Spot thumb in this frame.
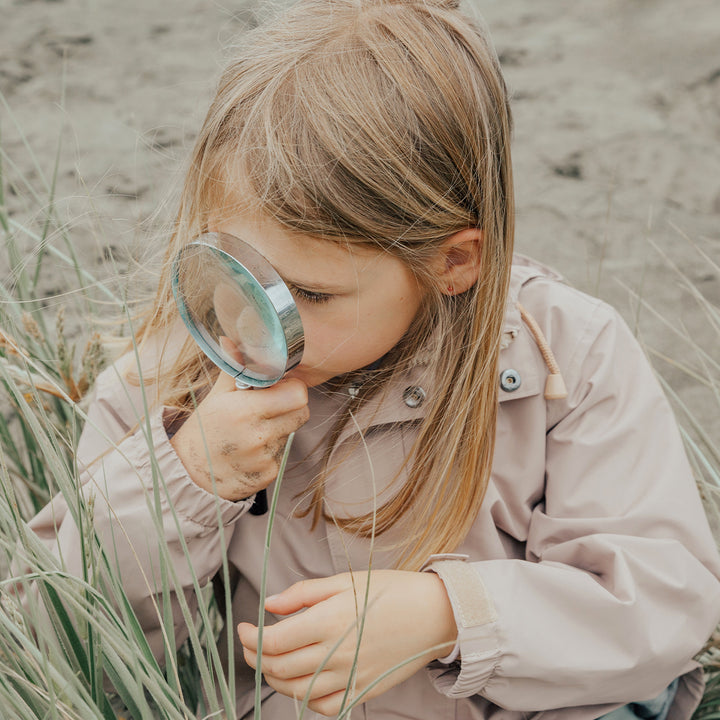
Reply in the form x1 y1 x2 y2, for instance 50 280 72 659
206 365 240 396
265 574 352 615
207 336 244 396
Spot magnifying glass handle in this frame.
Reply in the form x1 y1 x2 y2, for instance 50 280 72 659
249 489 268 516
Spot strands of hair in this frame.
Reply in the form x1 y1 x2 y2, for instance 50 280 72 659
133 0 514 570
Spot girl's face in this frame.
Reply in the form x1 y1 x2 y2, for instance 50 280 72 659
213 210 425 387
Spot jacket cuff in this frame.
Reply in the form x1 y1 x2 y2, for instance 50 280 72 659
422 555 502 697
124 407 253 528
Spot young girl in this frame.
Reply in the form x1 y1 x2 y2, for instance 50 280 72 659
29 0 720 717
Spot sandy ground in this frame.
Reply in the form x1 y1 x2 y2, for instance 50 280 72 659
2 0 719 439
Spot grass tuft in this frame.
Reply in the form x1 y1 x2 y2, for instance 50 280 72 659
1 117 719 718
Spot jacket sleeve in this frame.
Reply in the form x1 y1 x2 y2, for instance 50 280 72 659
28 357 252 658
426 292 720 711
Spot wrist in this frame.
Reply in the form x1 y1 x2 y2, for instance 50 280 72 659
168 422 228 498
424 572 458 660
169 427 205 486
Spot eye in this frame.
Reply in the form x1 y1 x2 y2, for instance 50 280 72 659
288 284 333 304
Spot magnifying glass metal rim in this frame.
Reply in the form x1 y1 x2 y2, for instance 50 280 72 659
171 231 304 388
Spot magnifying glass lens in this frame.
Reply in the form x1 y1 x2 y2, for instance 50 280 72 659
172 234 304 387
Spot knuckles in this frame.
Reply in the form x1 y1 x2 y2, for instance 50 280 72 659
261 654 290 680
297 405 311 426
258 632 282 656
308 696 341 717
281 378 309 408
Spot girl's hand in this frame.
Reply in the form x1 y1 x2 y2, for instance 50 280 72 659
237 570 457 716
169 369 309 501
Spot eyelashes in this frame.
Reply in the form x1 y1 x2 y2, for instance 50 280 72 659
288 284 333 304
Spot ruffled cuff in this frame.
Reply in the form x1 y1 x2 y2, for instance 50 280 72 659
422 554 503 698
123 407 253 528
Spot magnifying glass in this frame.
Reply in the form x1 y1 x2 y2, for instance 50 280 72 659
172 231 305 513
172 232 304 389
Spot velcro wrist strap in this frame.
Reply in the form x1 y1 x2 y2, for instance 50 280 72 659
422 555 498 664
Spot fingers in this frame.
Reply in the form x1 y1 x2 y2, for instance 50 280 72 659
236 571 443 713
263 672 346 708
240 639 350 712
262 405 310 443
171 348 309 499
210 374 308 424
306 690 347 717
206 363 239 396
238 609 326 656
264 575 350 616
252 378 308 419
207 360 307 417
242 641 326 682
205 371 309 449
244 640 355 717
236 406 308 472
212 337 308 415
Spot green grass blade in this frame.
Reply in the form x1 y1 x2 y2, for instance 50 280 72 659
254 432 295 720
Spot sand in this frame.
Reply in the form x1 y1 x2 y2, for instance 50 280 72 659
2 0 719 439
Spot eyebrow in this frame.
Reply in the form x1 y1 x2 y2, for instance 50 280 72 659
279 274 348 293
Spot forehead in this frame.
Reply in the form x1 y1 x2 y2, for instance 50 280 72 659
215 208 392 290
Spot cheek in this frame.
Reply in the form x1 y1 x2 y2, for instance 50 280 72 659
295 288 421 372
298 307 385 375
296 311 352 360
371 291 421 341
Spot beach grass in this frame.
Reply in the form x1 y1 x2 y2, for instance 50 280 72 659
1 132 720 718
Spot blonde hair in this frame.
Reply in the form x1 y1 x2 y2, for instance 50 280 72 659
137 0 514 570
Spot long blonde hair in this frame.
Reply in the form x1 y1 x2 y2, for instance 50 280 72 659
137 0 514 570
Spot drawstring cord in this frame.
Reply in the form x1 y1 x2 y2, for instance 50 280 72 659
516 302 568 400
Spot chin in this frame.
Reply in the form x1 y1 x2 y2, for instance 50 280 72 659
285 367 332 388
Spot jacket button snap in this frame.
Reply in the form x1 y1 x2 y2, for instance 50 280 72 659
403 386 426 408
500 369 521 392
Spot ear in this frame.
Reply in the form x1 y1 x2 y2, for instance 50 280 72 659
434 228 483 295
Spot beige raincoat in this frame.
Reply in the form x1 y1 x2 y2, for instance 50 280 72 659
30 256 720 719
